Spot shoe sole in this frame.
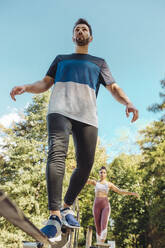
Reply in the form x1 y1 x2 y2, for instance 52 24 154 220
62 220 80 229
49 234 61 242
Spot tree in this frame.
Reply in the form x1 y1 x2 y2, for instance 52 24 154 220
0 92 110 247
140 77 165 247
137 122 165 248
107 154 144 248
0 92 50 247
148 79 165 121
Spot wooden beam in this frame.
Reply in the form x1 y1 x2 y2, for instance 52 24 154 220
85 226 93 248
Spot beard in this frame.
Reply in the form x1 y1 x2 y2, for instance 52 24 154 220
75 36 90 46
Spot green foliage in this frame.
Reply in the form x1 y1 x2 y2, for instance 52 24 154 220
0 87 165 248
107 118 165 248
0 93 50 247
108 154 143 248
0 93 110 247
137 121 165 248
148 79 165 121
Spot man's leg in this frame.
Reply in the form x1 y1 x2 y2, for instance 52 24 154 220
46 113 72 212
41 113 72 241
62 122 97 226
64 122 97 205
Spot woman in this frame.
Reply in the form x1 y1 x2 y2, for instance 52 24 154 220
87 166 139 244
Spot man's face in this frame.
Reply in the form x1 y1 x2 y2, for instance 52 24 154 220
73 24 93 46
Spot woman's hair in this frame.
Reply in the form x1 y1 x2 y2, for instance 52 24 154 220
99 166 107 172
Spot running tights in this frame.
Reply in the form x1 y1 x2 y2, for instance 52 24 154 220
93 197 110 241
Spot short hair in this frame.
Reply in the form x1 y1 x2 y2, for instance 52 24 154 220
73 18 92 36
99 166 107 172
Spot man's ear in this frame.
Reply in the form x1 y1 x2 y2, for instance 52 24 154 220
89 36 93 43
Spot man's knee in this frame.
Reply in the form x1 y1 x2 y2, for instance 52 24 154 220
77 155 94 171
48 134 69 154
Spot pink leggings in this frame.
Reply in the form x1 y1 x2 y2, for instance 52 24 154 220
93 197 110 240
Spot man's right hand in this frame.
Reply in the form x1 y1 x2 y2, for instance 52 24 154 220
10 85 27 101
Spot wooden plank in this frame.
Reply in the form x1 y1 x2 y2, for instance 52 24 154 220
94 241 115 248
0 190 50 247
85 226 93 248
0 190 71 248
95 243 111 248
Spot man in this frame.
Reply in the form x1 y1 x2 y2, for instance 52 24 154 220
10 18 139 241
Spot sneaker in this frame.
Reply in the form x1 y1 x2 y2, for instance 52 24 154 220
96 233 101 243
40 215 62 242
60 208 80 228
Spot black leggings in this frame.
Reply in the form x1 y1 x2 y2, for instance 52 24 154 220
46 113 98 210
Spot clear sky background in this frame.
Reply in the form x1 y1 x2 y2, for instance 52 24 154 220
0 0 164 159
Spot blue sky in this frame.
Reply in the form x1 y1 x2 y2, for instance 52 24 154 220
0 0 164 159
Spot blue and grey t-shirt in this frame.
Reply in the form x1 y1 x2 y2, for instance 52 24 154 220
46 53 115 127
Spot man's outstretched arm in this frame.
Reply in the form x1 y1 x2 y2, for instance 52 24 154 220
106 83 139 122
10 76 54 101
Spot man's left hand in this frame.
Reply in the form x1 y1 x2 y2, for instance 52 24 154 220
126 103 139 122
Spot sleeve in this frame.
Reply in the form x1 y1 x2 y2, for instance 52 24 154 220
99 59 116 86
45 55 60 78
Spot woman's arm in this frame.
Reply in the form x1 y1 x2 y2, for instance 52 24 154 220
87 179 97 186
109 182 139 198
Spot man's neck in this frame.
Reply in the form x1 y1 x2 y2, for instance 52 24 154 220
75 45 88 54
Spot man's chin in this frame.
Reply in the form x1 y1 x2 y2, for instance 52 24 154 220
76 38 90 46
76 42 87 46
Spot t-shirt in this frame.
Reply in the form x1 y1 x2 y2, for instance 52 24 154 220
46 53 115 127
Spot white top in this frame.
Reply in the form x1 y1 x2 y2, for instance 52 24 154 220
95 181 109 194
